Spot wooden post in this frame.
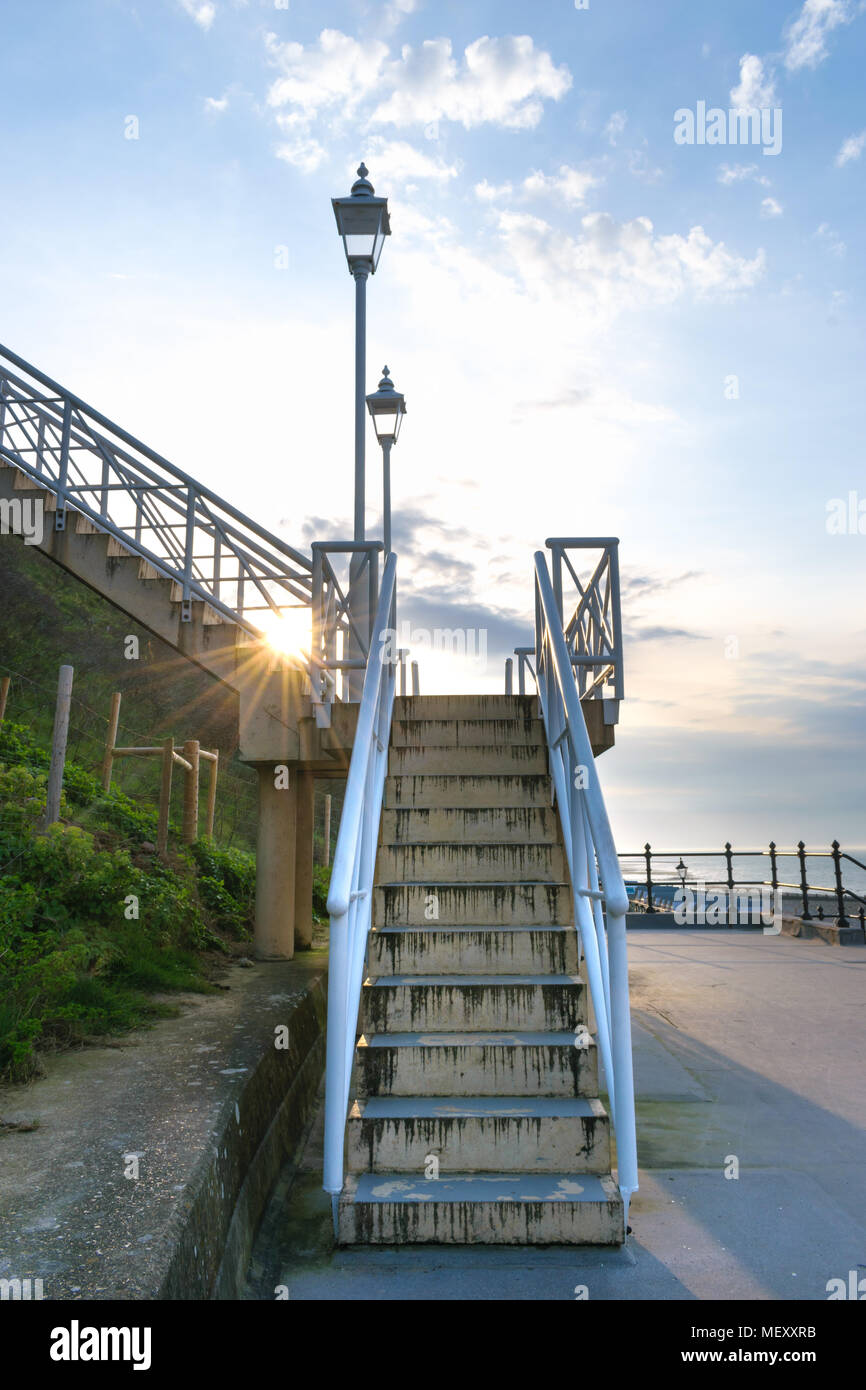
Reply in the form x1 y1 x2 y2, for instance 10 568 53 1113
0 674 10 724
182 739 200 843
294 770 314 950
101 692 122 791
323 793 331 868
157 737 174 858
45 665 73 826
205 749 219 839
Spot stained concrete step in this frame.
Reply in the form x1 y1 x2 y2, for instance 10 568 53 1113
345 1096 611 1174
361 974 585 1032
380 806 559 845
393 695 538 722
374 883 573 927
376 842 565 885
389 744 548 776
368 926 579 976
355 1031 597 1097
391 718 544 748
337 1171 623 1245
385 774 552 809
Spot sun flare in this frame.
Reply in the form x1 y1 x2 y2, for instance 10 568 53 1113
258 606 312 659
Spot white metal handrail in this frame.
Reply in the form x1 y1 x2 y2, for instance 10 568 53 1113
322 551 399 1225
532 549 638 1222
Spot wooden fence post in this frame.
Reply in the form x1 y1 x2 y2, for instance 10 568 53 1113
182 739 200 843
158 737 174 858
323 792 332 867
204 749 219 838
45 665 74 826
0 674 10 724
102 692 122 791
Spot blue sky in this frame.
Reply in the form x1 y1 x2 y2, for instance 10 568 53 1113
1 0 864 848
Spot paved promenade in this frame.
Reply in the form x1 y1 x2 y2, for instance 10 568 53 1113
246 930 865 1301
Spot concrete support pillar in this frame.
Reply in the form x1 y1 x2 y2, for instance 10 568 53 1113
254 763 297 961
294 771 315 950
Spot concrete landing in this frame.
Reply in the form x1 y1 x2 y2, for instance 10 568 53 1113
245 930 866 1299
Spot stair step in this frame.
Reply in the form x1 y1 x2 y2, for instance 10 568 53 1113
368 926 578 976
346 1095 610 1174
337 1172 623 1245
361 974 585 1032
380 806 559 845
376 842 565 885
355 1031 597 1097
385 775 552 809
390 745 548 775
394 695 538 722
391 718 545 748
374 883 573 926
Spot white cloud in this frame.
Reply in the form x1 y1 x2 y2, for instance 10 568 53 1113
265 30 389 120
783 0 854 72
496 211 766 311
370 34 572 130
523 164 601 207
835 130 866 166
717 163 771 187
730 54 777 108
275 135 327 173
180 0 215 29
384 0 419 27
204 94 229 114
474 179 514 202
815 222 846 256
604 110 627 145
760 197 784 218
367 137 459 182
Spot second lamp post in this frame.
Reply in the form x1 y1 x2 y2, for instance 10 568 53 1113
366 366 406 557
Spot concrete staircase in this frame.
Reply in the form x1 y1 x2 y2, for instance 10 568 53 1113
338 694 624 1245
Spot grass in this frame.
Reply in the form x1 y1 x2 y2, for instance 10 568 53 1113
0 719 257 1083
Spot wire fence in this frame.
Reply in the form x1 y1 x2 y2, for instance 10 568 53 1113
0 661 259 850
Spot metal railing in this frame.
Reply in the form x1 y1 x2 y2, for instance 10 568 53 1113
322 552 399 1224
532 549 638 1222
0 344 316 632
623 841 866 930
506 538 622 727
0 344 401 717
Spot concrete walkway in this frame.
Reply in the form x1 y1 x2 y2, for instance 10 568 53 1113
245 930 866 1300
0 957 326 1299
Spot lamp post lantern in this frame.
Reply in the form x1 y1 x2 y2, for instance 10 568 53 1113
366 366 406 558
332 164 391 697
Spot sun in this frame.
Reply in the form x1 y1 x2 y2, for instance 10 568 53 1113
258 606 312 659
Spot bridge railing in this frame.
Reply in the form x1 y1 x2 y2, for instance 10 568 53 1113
506 539 622 726
322 552 399 1223
532 548 638 1222
0 343 314 633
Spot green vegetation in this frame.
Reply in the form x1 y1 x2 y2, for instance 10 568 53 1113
0 720 256 1083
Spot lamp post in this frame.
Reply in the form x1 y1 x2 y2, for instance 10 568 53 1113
332 164 391 696
366 366 406 558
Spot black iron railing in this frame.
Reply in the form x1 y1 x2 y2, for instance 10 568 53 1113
621 841 866 936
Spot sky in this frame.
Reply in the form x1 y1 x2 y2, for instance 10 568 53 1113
0 0 864 849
